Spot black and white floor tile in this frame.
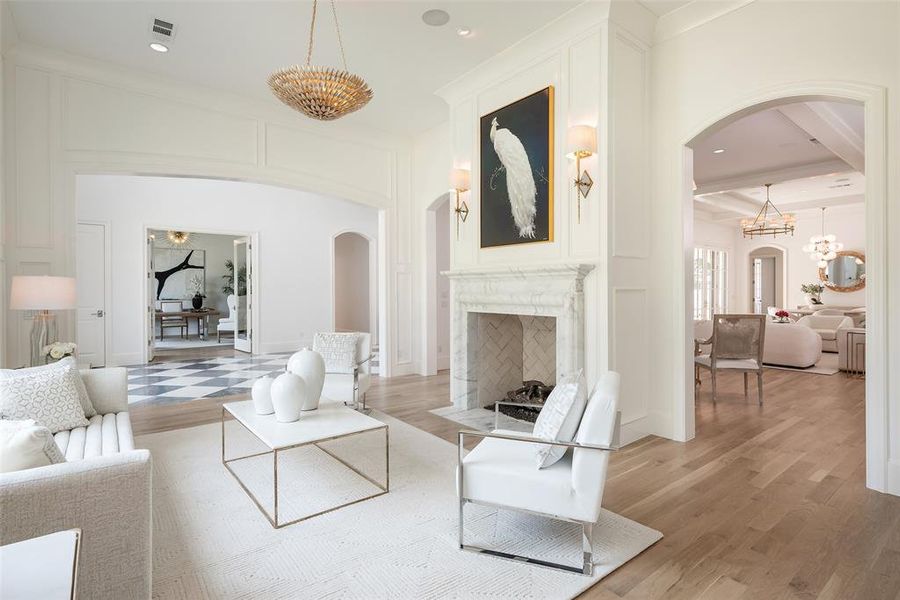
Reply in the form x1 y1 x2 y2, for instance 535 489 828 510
126 353 291 407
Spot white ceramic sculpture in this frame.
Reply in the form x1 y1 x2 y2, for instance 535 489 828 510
251 376 275 415
270 372 307 423
287 347 326 410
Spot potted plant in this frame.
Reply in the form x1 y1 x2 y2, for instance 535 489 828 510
189 274 206 310
801 282 825 305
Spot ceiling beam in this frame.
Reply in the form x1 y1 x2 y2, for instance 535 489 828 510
776 103 865 174
692 158 849 196
694 192 761 218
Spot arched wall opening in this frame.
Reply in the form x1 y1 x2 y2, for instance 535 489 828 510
747 245 787 314
332 231 378 347
423 193 453 376
677 84 887 492
74 173 386 368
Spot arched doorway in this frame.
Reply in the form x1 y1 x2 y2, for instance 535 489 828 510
333 232 377 344
679 85 887 492
748 245 786 314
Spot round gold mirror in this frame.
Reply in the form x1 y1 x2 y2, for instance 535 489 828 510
819 250 865 292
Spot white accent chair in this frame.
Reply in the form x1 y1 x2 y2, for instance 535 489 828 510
457 372 621 576
0 368 151 599
316 332 374 412
694 314 766 405
796 314 854 352
217 294 237 342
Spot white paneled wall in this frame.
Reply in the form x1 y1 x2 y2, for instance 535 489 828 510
2 46 415 374
432 2 656 444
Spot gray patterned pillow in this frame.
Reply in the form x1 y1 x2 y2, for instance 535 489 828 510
0 357 96 418
0 366 89 433
0 419 66 473
532 370 588 469
313 333 359 374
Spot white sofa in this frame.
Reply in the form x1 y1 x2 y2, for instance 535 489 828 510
695 320 822 368
796 315 854 352
0 368 151 599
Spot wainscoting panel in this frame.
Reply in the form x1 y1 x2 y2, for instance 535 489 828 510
15 67 53 250
62 78 258 165
612 287 649 426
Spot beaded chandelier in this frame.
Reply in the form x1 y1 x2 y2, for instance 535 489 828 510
268 0 373 121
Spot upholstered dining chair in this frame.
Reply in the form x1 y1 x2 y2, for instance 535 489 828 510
314 332 374 413
694 314 766 405
457 372 621 576
217 294 237 342
159 300 187 340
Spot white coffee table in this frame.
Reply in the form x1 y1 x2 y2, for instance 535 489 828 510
222 400 389 528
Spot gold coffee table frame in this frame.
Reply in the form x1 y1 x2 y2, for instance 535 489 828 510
221 406 389 529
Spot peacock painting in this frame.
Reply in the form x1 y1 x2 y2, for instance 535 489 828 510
480 87 553 248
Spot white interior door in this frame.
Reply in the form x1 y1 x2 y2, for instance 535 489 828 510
76 223 107 367
234 238 252 353
752 257 776 314
147 234 155 362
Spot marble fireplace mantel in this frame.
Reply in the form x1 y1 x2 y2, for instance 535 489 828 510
448 263 595 409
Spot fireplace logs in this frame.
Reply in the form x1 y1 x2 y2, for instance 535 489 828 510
492 380 554 423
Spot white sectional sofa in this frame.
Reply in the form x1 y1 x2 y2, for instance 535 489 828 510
0 367 151 599
796 314 854 352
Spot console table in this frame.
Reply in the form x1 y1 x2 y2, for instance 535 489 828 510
155 308 220 340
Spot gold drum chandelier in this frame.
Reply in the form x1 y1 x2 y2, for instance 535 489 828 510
740 183 796 238
268 0 373 121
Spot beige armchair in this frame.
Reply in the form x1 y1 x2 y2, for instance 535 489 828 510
694 314 766 405
796 314 854 352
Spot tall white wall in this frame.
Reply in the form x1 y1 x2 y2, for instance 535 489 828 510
433 1 658 444
650 0 900 494
78 175 378 365
2 44 415 375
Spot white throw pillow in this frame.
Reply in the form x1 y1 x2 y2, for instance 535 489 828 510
0 366 89 433
0 419 66 473
532 371 588 469
313 333 359 374
0 357 96 418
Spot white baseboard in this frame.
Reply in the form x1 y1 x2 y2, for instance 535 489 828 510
111 353 143 367
259 341 304 355
885 459 900 497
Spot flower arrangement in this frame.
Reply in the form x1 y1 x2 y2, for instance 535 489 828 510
774 310 791 323
43 342 76 363
800 282 825 304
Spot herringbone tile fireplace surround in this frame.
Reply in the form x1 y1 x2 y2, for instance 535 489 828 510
447 264 594 409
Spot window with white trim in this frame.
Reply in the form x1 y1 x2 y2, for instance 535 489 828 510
693 247 727 321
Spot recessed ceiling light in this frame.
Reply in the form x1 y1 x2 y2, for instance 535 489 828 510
149 42 169 53
457 27 472 37
422 9 450 26
712 148 726 154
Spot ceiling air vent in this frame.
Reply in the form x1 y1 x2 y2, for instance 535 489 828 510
150 18 176 40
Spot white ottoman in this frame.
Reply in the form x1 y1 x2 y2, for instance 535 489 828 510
764 321 822 368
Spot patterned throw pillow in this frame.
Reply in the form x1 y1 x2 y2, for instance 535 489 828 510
0 419 66 473
0 366 89 433
313 333 359 374
532 370 588 469
0 357 96 418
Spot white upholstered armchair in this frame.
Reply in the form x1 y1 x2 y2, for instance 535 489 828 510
314 332 374 412
797 314 853 352
217 294 237 342
457 372 621 576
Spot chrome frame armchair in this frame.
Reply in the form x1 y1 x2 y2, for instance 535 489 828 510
457 411 621 576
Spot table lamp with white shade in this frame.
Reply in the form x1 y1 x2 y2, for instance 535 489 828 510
9 276 77 366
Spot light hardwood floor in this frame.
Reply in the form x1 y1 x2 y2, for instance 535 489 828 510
130 352 899 599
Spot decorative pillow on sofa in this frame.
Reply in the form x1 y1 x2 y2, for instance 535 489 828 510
0 366 89 433
532 370 588 469
0 357 96 418
313 333 359 374
0 419 66 473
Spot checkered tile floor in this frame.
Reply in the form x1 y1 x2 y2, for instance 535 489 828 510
126 353 291 407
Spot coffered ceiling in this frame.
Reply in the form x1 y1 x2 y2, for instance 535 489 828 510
7 0 580 135
691 100 865 222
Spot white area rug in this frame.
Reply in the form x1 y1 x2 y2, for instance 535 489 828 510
765 352 840 375
139 412 661 599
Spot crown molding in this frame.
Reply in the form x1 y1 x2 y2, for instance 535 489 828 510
654 0 756 44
